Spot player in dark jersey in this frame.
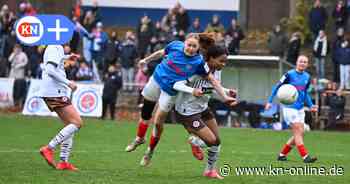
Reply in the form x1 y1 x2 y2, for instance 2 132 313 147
174 45 236 179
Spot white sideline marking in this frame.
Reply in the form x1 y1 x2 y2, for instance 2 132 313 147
0 149 345 157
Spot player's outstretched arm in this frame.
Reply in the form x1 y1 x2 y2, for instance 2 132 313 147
207 73 235 104
173 80 203 97
139 49 165 64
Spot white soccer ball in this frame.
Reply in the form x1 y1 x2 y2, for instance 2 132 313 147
277 84 298 105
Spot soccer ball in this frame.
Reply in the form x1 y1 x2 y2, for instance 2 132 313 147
277 84 298 105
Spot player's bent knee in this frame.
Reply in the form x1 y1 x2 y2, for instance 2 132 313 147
214 138 221 146
141 99 156 120
205 137 220 147
72 120 83 128
72 116 83 128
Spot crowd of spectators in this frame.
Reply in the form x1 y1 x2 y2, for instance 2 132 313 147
2 0 350 127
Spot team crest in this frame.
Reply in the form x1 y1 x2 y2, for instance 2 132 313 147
192 120 201 128
62 96 68 102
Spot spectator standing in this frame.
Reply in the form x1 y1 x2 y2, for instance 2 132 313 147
175 6 190 33
286 32 301 65
8 44 28 107
267 25 288 57
225 18 245 55
332 0 348 31
153 21 162 38
137 15 154 59
104 31 120 72
90 22 109 73
188 17 203 33
337 39 350 90
8 44 28 79
70 16 81 53
205 14 225 34
313 30 329 79
332 28 345 82
102 65 122 120
309 0 328 39
120 31 138 91
82 10 98 63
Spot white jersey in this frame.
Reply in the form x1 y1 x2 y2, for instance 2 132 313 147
175 71 221 116
38 45 70 97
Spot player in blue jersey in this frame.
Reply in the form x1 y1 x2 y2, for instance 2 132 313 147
124 33 235 166
265 55 318 163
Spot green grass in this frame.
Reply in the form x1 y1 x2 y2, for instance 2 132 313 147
0 114 349 184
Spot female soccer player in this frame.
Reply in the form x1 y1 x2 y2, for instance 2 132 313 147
265 55 318 163
173 45 235 179
125 34 234 166
38 45 82 171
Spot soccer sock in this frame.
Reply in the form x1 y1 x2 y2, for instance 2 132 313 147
190 136 207 149
279 144 293 156
60 134 74 162
206 145 220 171
148 124 162 151
297 144 309 159
48 124 79 150
136 120 149 140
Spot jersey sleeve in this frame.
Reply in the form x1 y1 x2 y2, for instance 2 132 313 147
173 80 194 94
304 78 314 107
164 41 183 55
195 59 210 76
268 73 289 103
44 46 61 65
46 63 70 86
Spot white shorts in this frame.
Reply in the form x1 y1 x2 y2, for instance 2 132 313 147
282 107 305 125
142 76 175 112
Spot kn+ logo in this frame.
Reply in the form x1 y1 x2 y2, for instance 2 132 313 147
15 15 74 46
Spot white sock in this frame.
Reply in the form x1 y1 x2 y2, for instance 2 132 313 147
48 124 79 149
190 136 207 148
60 134 74 162
206 145 220 171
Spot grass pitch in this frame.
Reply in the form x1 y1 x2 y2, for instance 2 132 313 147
0 114 349 184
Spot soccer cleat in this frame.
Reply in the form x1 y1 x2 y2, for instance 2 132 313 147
188 140 204 160
203 169 224 179
56 162 78 171
140 149 153 167
303 155 317 163
39 145 56 168
125 138 145 152
277 155 287 161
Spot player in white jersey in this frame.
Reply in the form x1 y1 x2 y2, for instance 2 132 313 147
174 45 236 179
38 45 82 171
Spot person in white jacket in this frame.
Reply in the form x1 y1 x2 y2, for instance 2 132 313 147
8 44 28 79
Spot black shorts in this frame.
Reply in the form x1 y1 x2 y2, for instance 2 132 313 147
42 96 72 112
175 108 215 131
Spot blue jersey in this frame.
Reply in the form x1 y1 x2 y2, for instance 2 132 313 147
153 41 209 96
268 69 313 110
